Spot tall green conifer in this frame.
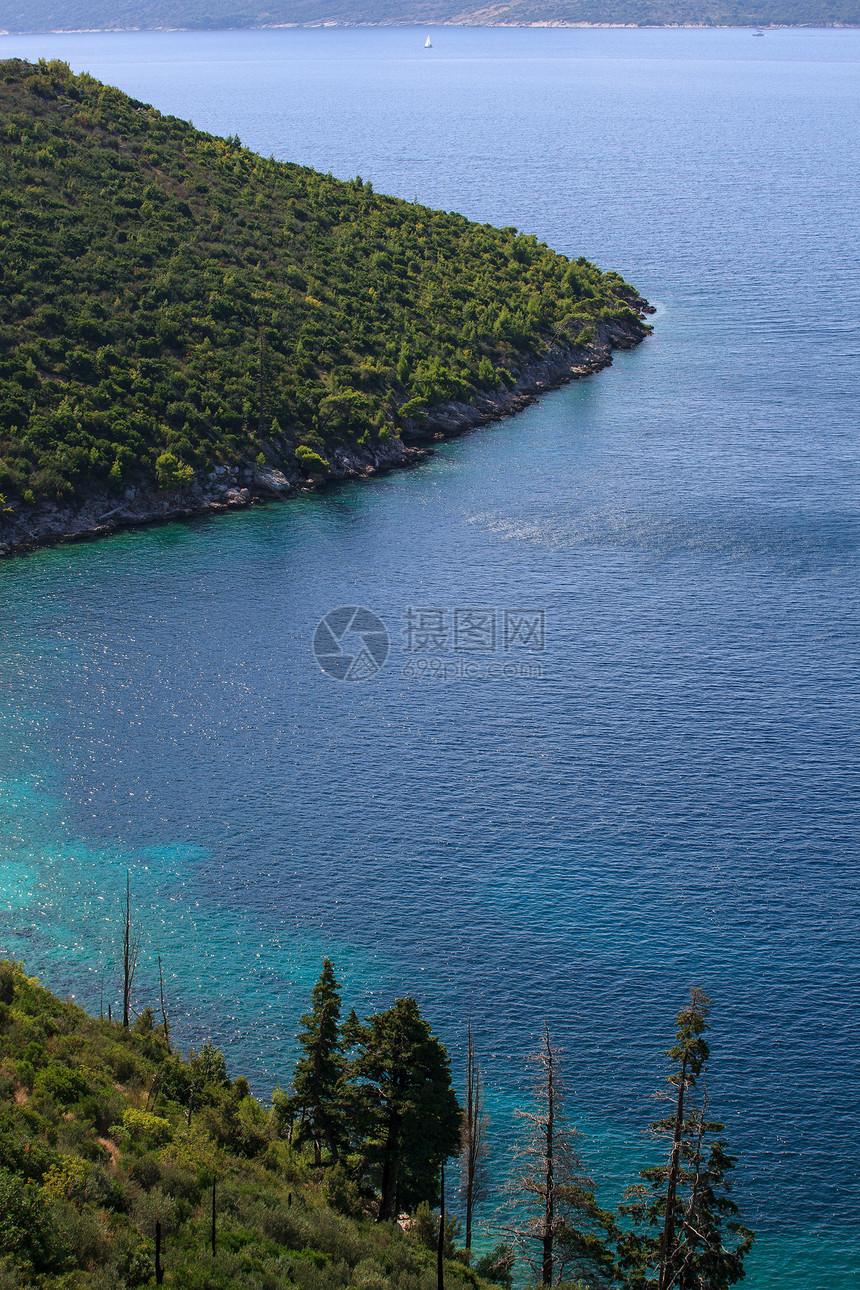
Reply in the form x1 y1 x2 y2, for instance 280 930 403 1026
289 958 345 1165
347 997 461 1220
618 989 753 1289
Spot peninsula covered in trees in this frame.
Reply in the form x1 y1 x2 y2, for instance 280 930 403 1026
0 57 651 554
0 954 753 1288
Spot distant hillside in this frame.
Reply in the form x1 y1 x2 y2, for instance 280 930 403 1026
0 0 856 31
0 57 648 540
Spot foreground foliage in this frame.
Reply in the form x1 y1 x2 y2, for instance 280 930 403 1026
0 959 478 1289
0 57 647 508
0 952 753 1290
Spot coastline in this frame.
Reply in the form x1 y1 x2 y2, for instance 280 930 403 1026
2 19 855 29
0 312 650 559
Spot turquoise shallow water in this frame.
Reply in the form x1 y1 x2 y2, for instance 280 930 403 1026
1 25 859 1287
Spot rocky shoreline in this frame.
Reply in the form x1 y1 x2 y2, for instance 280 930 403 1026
0 313 650 558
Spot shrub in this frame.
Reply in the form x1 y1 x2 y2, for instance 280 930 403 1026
119 1108 173 1149
102 1042 145 1084
128 1151 162 1191
323 1162 364 1219
295 445 330 475
473 1243 514 1288
0 1167 58 1272
42 1154 90 1204
409 1202 461 1258
16 1060 35 1091
33 1065 90 1106
155 451 194 490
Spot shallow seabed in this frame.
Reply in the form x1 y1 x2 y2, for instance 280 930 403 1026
1 24 859 1289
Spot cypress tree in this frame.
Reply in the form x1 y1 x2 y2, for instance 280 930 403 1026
288 958 346 1166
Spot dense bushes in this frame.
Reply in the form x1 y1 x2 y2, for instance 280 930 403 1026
0 57 648 506
0 961 491 1290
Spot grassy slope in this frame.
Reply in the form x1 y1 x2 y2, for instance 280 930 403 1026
0 58 648 509
0 959 493 1290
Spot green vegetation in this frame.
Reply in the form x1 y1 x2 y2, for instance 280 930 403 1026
0 958 473 1289
0 953 752 1289
0 0 856 33
0 58 648 510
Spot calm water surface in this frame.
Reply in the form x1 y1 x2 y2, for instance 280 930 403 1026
1 26 858 1288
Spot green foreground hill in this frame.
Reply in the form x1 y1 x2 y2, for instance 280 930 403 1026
0 959 491 1290
0 58 649 516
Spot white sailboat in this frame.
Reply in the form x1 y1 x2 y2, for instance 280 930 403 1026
424 34 432 48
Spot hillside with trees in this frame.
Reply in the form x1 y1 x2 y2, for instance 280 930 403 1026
0 953 752 1288
0 0 856 33
0 56 650 542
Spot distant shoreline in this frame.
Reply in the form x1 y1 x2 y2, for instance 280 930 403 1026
2 19 857 32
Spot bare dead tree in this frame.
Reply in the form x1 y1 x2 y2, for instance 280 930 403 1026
459 1017 490 1258
145 1069 163 1112
155 1220 164 1285
158 955 171 1053
500 1025 616 1287
437 1161 445 1290
121 872 143 1030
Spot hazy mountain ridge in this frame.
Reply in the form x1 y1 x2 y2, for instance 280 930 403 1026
1 0 856 32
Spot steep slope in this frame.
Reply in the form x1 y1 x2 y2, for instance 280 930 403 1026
0 958 499 1289
0 57 650 551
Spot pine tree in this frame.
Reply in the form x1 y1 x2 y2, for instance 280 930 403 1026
346 997 461 1220
618 989 753 1289
288 958 346 1166
502 1025 617 1287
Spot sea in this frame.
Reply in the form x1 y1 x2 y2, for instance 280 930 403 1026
0 23 858 1288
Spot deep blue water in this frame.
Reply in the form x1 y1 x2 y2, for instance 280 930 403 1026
1 25 859 1288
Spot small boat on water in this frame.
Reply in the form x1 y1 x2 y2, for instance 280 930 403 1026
752 29 765 35
425 35 432 47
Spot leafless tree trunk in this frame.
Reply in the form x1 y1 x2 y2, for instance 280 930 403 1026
541 1025 555 1287
378 1109 401 1221
158 955 171 1053
501 1024 581 1286
155 1220 164 1285
121 872 142 1029
460 1018 490 1257
658 1049 688 1290
674 1093 709 1289
437 1161 445 1290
